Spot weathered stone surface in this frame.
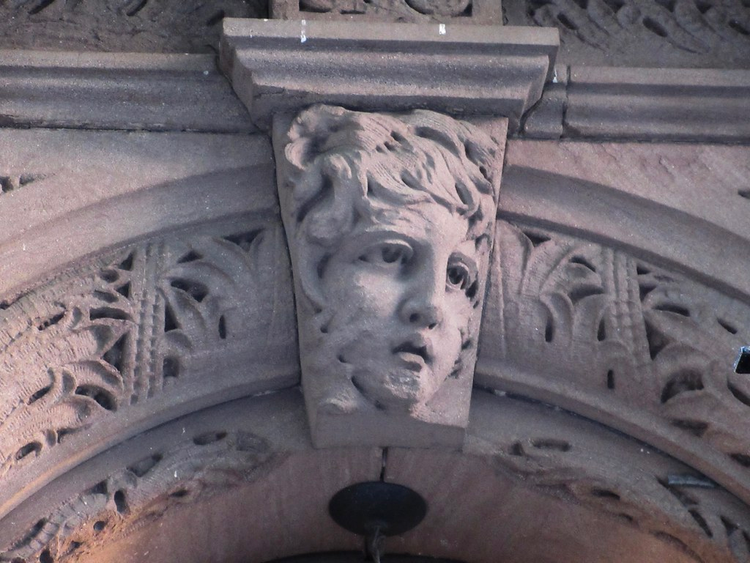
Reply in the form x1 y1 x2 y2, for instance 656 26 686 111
270 0 502 25
0 0 266 53
4 390 747 562
0 391 382 562
520 64 568 139
519 66 750 141
0 51 254 133
1 12 749 562
220 18 558 131
274 105 506 448
478 140 750 505
501 140 750 300
386 391 750 562
504 0 750 69
0 128 272 300
565 67 750 142
0 128 298 520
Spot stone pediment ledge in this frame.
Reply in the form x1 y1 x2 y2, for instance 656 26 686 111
220 18 559 132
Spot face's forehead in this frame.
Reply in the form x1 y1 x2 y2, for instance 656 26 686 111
354 201 477 254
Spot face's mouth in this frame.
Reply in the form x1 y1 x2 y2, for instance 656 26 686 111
392 338 433 370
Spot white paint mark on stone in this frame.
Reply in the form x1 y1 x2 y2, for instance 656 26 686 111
552 68 558 84
301 19 307 43
438 23 446 35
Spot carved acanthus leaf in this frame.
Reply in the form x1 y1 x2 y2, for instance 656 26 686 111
480 220 750 485
0 222 295 491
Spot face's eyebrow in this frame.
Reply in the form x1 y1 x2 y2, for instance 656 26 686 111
473 233 491 252
449 247 480 271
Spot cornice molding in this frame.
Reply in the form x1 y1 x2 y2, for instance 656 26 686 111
220 18 559 132
523 65 750 143
0 51 255 133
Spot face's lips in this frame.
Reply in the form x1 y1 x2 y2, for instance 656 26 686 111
392 337 433 368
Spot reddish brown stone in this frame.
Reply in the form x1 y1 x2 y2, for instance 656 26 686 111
220 18 558 131
0 51 255 133
273 105 506 448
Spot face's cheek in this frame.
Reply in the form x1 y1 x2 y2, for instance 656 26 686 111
434 292 474 373
322 261 402 360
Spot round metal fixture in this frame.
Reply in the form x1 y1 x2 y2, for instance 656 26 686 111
329 481 427 537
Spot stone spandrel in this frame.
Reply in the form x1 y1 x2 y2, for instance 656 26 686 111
273 104 507 448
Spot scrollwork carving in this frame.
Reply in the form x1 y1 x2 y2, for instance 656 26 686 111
0 222 296 499
478 220 750 493
517 0 750 66
0 426 279 563
0 249 137 478
298 0 473 18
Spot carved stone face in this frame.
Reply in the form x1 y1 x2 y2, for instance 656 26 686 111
320 202 477 412
273 104 504 446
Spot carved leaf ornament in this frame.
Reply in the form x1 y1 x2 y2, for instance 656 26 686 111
484 220 750 480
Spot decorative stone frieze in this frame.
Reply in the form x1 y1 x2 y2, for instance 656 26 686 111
504 0 750 69
269 0 503 25
478 218 750 507
1 6 749 561
273 104 506 447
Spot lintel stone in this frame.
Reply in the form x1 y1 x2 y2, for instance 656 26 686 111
220 18 559 132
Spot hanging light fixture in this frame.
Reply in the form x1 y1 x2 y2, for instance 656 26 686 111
328 482 428 562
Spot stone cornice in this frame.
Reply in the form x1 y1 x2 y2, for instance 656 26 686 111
523 65 750 143
220 18 559 132
0 51 255 133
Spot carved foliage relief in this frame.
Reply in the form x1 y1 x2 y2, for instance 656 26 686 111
474 392 750 563
512 0 750 67
0 222 295 491
274 105 503 446
1 425 278 563
479 220 750 480
298 0 473 19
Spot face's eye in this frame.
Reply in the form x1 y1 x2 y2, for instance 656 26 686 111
447 265 469 290
446 261 476 294
358 241 413 267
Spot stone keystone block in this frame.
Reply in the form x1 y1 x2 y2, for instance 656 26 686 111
273 104 507 448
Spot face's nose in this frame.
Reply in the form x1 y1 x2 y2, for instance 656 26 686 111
399 272 445 330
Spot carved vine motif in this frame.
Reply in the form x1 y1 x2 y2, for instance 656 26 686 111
0 427 280 563
481 392 750 563
0 223 293 485
525 0 750 55
483 221 750 484
299 0 473 19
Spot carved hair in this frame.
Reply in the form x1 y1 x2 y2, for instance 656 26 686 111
279 104 499 309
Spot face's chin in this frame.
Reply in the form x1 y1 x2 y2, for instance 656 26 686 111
346 352 446 413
